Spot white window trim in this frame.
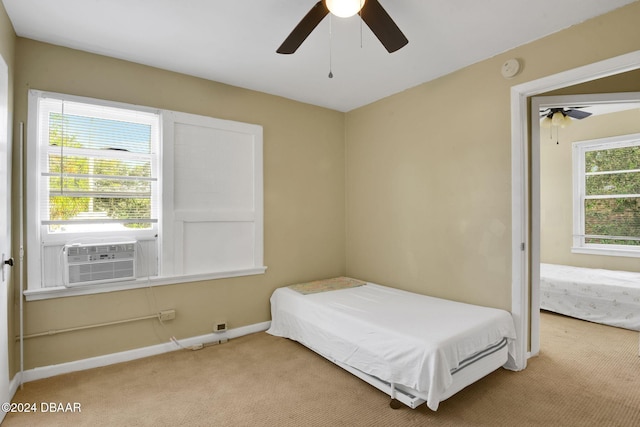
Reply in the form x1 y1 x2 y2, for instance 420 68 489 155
571 133 640 258
32 91 160 246
25 91 266 300
23 267 268 301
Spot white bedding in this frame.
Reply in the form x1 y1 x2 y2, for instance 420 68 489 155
540 263 640 331
267 282 517 411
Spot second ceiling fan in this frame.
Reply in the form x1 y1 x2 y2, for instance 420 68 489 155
277 0 408 55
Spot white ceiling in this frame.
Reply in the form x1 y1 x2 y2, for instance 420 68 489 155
2 0 637 112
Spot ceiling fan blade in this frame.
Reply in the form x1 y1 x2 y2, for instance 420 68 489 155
360 0 408 53
277 1 329 54
564 108 592 119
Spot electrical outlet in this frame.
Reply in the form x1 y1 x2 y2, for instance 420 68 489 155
214 321 227 333
159 309 176 321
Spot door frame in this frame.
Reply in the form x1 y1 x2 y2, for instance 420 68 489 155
510 49 640 369
0 54 11 424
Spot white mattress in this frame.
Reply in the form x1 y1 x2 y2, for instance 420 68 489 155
267 282 517 411
540 263 640 331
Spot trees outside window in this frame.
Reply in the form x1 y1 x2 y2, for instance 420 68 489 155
45 110 157 233
573 134 640 256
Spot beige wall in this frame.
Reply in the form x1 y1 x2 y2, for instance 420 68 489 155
0 2 13 64
345 2 640 310
13 39 346 370
540 108 640 272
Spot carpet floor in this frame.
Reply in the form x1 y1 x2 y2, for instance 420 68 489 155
3 311 640 426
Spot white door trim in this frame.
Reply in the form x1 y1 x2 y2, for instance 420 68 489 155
0 54 11 424
510 50 640 370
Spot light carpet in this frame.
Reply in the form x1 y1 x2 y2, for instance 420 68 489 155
3 311 639 426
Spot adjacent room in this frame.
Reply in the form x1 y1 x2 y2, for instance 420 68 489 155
537 92 640 332
0 1 639 425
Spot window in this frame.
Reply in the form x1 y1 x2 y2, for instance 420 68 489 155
35 94 160 239
26 91 265 299
572 133 640 257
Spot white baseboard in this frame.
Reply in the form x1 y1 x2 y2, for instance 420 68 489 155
20 320 271 384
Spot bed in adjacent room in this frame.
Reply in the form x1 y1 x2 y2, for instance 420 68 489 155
266 277 517 411
539 263 640 331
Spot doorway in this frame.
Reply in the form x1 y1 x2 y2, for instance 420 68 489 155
531 92 640 354
510 50 640 369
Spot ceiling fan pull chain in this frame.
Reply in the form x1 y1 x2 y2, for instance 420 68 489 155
359 2 363 48
328 14 334 78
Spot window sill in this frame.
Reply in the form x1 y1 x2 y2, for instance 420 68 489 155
571 246 640 258
23 266 268 301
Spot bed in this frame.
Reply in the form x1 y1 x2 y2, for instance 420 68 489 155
266 277 517 411
540 263 640 331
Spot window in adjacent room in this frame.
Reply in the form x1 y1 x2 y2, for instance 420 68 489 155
572 133 640 257
26 90 265 300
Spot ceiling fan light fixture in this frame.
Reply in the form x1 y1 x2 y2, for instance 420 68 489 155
551 111 565 127
540 116 552 129
326 0 366 18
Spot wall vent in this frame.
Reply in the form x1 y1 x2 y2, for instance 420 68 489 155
64 242 136 287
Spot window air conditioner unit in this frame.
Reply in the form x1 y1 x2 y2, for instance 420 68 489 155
64 241 136 287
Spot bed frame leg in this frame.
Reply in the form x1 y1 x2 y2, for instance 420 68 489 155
389 383 402 409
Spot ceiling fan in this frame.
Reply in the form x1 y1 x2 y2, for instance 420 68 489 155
540 107 592 136
277 0 408 55
540 107 592 120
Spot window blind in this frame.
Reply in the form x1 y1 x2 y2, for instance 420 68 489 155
38 97 159 233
